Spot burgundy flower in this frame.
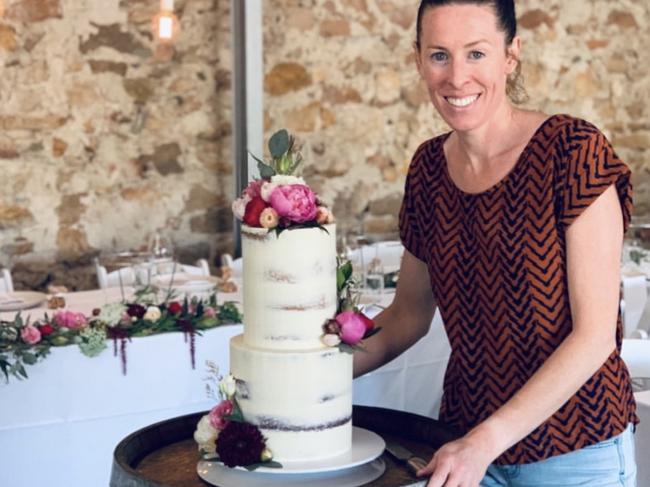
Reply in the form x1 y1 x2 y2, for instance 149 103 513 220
243 197 267 227
38 324 55 336
216 422 266 468
126 304 146 319
167 301 182 315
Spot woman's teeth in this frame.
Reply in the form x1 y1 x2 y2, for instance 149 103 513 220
446 95 479 107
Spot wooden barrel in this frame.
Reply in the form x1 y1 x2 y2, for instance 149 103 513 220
110 405 460 487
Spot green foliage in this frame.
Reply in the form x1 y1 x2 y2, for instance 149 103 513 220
250 128 304 177
0 293 243 383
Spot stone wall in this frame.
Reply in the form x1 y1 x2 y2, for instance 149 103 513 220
2 0 649 290
0 0 233 290
263 0 650 240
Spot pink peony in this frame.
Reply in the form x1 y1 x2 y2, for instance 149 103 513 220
335 311 367 345
269 184 318 223
53 310 88 330
21 325 41 345
209 399 233 430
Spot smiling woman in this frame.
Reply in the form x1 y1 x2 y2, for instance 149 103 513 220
352 1 639 487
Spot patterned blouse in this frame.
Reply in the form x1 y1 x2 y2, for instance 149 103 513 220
399 114 638 465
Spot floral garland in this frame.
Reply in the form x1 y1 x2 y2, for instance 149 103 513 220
0 288 242 383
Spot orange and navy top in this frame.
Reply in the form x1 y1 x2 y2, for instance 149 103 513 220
399 114 638 465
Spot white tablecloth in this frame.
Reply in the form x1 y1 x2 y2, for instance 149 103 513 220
0 284 449 487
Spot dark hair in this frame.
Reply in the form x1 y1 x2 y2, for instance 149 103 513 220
415 0 528 104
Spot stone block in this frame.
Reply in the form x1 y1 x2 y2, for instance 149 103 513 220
0 24 18 51
79 23 150 57
0 203 33 229
56 194 87 226
6 0 62 23
265 62 312 96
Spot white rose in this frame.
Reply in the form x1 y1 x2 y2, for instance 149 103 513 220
260 181 278 202
143 306 162 322
322 333 341 347
270 174 305 186
231 194 251 220
98 302 127 327
219 374 237 398
193 415 218 454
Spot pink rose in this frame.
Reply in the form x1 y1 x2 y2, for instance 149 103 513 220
335 311 367 345
203 306 216 318
269 184 318 223
53 310 88 330
242 179 264 199
231 195 251 220
21 325 41 345
209 399 233 430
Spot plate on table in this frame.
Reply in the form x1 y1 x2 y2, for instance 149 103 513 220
197 427 386 486
0 291 47 312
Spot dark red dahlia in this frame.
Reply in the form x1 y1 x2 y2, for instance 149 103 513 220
216 422 266 468
38 324 55 336
126 304 146 319
167 301 182 315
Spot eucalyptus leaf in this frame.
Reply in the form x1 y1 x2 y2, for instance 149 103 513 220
22 352 37 365
268 129 290 159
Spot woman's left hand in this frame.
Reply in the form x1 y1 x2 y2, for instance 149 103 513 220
417 435 494 487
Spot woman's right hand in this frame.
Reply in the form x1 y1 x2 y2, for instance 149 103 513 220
353 249 437 378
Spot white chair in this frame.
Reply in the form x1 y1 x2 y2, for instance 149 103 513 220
621 275 648 338
95 259 210 289
0 268 14 293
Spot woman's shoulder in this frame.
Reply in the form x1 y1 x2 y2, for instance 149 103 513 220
411 132 450 167
536 113 607 143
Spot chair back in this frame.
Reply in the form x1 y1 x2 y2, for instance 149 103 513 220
0 268 14 293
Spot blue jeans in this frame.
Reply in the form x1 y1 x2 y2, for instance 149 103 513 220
481 424 637 486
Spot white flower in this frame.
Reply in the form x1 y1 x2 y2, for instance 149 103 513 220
194 415 218 454
322 333 341 347
97 302 127 327
231 194 251 220
270 174 305 186
260 181 278 202
143 306 162 322
219 374 237 399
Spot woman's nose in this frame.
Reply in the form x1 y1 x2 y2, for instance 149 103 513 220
447 60 469 89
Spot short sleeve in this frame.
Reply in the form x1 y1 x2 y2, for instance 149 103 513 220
555 120 633 232
399 149 428 262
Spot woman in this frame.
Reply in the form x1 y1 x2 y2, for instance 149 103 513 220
354 1 638 485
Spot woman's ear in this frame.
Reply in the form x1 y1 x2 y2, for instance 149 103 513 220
505 36 521 74
413 41 424 77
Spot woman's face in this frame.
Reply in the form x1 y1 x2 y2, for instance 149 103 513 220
415 4 519 132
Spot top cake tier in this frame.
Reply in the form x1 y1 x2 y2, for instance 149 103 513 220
241 224 337 351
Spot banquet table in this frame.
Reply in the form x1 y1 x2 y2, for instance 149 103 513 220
0 283 450 487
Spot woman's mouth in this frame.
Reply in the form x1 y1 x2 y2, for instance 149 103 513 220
444 94 480 108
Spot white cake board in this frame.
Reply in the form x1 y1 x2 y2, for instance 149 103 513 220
197 427 386 487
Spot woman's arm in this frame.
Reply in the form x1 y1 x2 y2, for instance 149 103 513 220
421 184 624 487
354 249 437 378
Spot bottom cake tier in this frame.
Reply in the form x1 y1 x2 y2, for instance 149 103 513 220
229 334 353 462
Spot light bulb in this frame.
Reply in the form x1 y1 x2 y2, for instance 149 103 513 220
152 0 180 45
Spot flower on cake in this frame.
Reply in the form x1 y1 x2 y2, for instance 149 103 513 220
231 129 334 231
194 363 281 470
321 259 381 353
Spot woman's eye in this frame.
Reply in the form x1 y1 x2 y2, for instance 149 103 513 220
469 51 485 60
430 52 447 62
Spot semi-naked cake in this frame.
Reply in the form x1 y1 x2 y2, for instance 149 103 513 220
229 223 353 462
